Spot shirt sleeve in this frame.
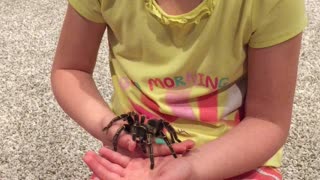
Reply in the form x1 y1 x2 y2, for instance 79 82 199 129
68 0 105 23
249 0 308 48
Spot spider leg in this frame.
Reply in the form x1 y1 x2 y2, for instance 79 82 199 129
139 139 147 154
163 121 181 143
112 124 129 151
140 115 145 124
132 112 144 141
169 133 175 144
160 131 177 158
147 133 154 169
102 113 131 133
132 121 138 141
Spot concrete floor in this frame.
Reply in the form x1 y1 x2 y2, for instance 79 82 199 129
0 0 319 179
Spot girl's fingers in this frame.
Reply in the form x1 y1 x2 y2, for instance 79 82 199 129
95 155 125 177
83 151 122 180
107 125 137 152
99 147 131 168
119 134 137 152
105 124 194 156
153 140 195 156
89 173 98 180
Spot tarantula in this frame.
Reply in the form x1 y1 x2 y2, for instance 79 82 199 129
102 111 181 169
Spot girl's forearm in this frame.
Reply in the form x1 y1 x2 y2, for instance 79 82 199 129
51 69 115 144
186 117 289 180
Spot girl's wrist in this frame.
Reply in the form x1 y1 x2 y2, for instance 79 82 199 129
184 148 221 180
184 149 204 180
100 113 116 129
99 113 117 144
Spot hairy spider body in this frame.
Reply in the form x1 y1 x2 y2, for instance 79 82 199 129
102 111 181 169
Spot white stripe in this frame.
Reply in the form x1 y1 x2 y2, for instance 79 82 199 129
222 84 243 118
256 168 280 180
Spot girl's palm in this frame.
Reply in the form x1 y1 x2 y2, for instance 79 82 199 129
84 147 194 180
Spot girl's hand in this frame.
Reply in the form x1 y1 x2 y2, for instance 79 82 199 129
101 116 195 158
104 124 194 158
83 147 194 180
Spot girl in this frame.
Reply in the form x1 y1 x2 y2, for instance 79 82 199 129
51 0 307 179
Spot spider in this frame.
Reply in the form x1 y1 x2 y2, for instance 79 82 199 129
102 111 181 169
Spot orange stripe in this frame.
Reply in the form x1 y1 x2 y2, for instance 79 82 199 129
197 92 218 123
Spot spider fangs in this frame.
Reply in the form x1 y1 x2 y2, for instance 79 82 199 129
102 111 181 169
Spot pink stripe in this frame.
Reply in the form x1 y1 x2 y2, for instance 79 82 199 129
165 91 196 120
130 94 178 122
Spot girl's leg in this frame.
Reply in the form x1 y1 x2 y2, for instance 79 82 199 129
89 173 99 180
227 167 282 180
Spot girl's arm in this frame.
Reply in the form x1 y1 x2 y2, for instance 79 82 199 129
186 34 302 179
51 4 114 144
51 5 195 154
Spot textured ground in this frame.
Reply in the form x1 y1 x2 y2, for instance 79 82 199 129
0 0 319 179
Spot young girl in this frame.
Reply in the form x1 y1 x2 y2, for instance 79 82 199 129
51 0 307 179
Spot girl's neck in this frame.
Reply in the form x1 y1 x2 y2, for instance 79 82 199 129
156 0 203 15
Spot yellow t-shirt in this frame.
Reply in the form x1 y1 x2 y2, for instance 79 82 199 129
69 0 307 167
